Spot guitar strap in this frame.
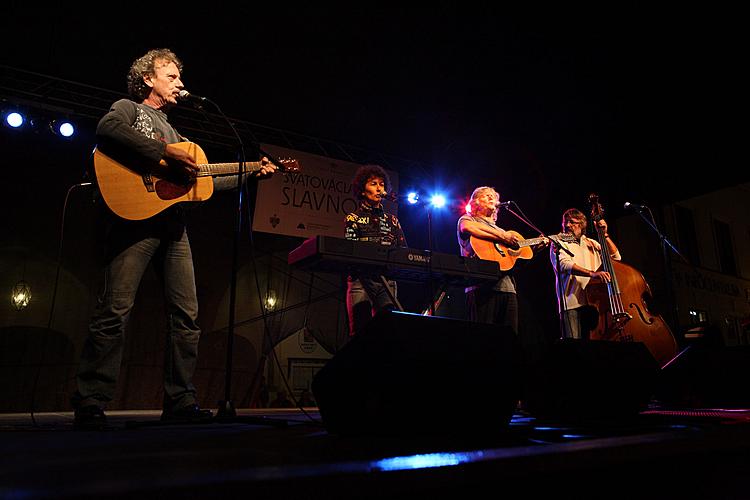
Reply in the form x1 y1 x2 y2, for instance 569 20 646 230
472 214 501 231
465 215 516 286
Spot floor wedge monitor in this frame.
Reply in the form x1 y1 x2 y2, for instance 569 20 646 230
312 310 518 436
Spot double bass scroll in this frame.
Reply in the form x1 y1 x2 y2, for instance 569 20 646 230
585 193 678 368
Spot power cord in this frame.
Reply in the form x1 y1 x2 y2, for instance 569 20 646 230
28 181 92 427
243 182 322 425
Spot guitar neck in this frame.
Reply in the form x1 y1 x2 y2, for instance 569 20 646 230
519 233 574 248
196 161 263 177
519 236 545 248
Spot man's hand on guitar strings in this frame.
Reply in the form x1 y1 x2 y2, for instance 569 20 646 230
163 143 199 182
533 236 550 250
505 233 521 250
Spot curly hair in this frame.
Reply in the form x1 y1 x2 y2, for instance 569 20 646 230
352 164 391 200
126 48 183 101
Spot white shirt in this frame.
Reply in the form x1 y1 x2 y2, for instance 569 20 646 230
550 235 621 312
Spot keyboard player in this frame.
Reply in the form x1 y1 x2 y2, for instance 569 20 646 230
344 165 408 336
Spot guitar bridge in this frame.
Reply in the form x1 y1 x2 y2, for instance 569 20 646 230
142 174 155 193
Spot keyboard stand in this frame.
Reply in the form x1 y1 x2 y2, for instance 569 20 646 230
379 275 405 312
421 287 447 316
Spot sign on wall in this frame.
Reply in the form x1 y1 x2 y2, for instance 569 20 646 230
253 144 398 238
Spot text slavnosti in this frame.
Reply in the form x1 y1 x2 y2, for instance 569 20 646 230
282 172 357 214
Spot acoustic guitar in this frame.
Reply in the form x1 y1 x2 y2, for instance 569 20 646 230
93 141 299 220
470 231 575 271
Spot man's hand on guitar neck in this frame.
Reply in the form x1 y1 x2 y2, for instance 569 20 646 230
163 143 200 182
255 157 277 179
531 236 550 252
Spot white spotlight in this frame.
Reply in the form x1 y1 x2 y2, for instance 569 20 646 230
430 194 446 209
51 120 75 138
4 111 25 128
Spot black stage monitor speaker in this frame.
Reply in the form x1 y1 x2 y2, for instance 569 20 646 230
311 310 518 436
525 339 660 420
656 345 750 408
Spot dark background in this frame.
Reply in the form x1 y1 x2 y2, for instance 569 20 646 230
3 4 743 203
1 5 745 409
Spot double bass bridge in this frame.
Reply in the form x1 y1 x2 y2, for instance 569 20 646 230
613 312 632 326
603 312 633 341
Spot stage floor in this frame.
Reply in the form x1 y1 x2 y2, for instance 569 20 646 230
2 406 750 499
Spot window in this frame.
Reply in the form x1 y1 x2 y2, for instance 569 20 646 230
688 309 708 324
675 205 700 266
713 219 737 275
287 358 327 392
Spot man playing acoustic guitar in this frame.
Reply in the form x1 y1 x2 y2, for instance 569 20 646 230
72 48 277 429
457 186 548 335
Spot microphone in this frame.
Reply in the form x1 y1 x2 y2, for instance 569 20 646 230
380 192 399 203
177 89 207 103
623 201 646 210
497 201 513 208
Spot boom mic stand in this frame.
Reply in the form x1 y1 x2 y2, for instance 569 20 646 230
194 99 289 427
500 202 573 338
629 204 688 335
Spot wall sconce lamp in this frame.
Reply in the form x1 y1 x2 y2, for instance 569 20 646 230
264 290 278 312
12 281 31 310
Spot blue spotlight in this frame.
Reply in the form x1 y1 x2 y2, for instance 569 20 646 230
4 111 25 128
430 194 447 209
51 120 75 138
407 192 420 205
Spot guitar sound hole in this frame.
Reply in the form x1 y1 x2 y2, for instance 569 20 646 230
155 180 191 200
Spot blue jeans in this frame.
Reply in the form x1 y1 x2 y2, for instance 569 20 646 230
561 306 598 340
74 229 201 411
346 276 397 336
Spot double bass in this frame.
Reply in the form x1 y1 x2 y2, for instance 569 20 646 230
585 193 678 368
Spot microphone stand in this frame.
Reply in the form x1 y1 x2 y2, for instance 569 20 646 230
426 207 440 317
198 100 288 427
551 242 575 340
631 205 688 335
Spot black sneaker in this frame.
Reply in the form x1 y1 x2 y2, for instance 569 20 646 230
74 405 107 430
160 403 213 423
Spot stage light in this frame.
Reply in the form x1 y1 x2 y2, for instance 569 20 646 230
407 192 420 205
429 194 446 209
11 281 31 310
4 111 25 128
50 119 75 138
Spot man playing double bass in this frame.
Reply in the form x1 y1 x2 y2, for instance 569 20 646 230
550 208 621 339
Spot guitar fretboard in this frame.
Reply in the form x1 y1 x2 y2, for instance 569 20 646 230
519 237 546 248
520 233 574 247
197 162 261 177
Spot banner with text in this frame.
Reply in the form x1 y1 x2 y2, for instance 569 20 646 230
252 144 399 238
